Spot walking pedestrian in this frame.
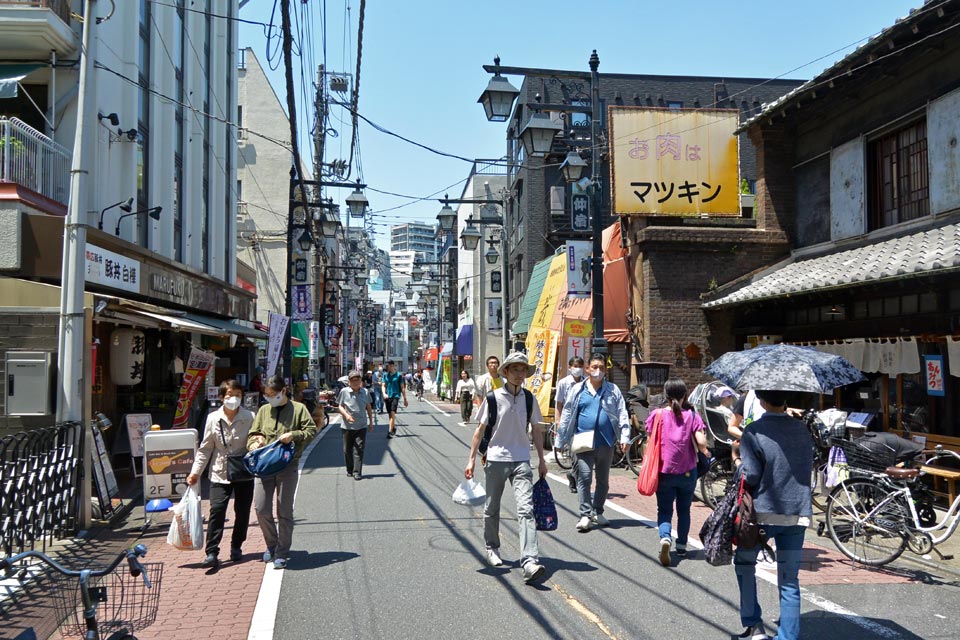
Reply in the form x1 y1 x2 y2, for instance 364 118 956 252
555 356 585 493
337 370 375 480
380 360 407 438
475 355 504 398
464 352 548 584
556 355 630 532
187 379 255 569
246 375 317 569
734 389 813 640
455 369 478 425
372 365 385 414
647 378 710 565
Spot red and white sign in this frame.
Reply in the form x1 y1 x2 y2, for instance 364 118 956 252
173 347 216 428
567 337 588 361
409 316 419 327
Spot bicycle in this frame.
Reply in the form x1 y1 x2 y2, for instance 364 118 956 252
546 423 574 470
1 544 162 640
824 442 957 567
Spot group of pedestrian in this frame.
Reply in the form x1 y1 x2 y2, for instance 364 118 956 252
188 375 318 571
462 349 810 640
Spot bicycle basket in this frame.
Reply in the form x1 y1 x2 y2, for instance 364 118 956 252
53 562 163 638
829 437 897 473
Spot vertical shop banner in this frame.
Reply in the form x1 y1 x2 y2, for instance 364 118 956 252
266 312 290 376
308 321 320 366
487 299 503 332
442 358 452 394
172 347 216 428
525 328 559 417
609 107 740 216
532 254 568 330
925 355 945 396
292 285 312 321
565 241 593 298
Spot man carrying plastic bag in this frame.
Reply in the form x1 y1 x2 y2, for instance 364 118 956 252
167 485 204 551
452 479 487 506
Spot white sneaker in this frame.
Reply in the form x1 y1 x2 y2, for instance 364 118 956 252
522 561 545 583
486 548 504 567
737 622 770 640
659 538 671 566
591 513 610 527
576 516 593 532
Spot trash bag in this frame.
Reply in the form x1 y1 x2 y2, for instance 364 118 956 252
452 479 487 506
167 485 204 551
532 478 558 531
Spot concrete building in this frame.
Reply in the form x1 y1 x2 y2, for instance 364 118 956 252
391 221 437 259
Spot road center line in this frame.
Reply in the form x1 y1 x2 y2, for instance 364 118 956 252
545 472 904 640
551 581 621 640
425 399 452 416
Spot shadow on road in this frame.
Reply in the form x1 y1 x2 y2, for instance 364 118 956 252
284 550 359 571
797 611 927 640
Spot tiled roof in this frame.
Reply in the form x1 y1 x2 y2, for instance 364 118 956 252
703 221 960 308
737 1 952 133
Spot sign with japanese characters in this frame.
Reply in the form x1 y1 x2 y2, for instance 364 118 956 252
609 107 740 216
525 328 559 417
86 244 140 293
571 193 590 232
292 285 312 321
567 336 588 362
565 241 592 298
532 255 568 330
925 355 945 396
172 347 216 428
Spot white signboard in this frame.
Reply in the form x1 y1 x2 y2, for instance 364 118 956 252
567 336 588 362
566 241 592 298
86 244 141 293
125 413 153 459
143 428 197 500
267 312 290 376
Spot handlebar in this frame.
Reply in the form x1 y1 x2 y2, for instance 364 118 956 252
1 544 150 585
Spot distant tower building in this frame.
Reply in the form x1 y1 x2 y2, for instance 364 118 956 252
390 222 437 264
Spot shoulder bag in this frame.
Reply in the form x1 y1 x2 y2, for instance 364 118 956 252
220 421 254 483
690 418 711 477
637 409 663 496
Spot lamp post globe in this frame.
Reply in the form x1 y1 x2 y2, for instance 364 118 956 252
518 111 562 157
437 202 456 231
477 62 520 122
484 245 500 265
560 150 588 183
297 228 314 251
345 186 369 218
460 223 482 251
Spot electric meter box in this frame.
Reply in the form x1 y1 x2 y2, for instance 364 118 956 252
5 351 55 415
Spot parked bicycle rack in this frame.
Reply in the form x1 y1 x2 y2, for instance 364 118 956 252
0 422 82 556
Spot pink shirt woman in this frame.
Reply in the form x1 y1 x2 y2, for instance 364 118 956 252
647 406 706 475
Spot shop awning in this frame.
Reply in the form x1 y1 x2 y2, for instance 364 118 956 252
441 341 453 356
512 256 554 335
290 322 309 358
183 312 267 339
456 324 473 355
0 63 42 98
703 220 960 309
132 309 225 336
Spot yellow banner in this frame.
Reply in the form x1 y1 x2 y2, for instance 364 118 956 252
563 319 593 338
531 254 567 330
525 328 559 418
609 107 740 216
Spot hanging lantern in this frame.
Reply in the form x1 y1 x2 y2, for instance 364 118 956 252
110 328 146 386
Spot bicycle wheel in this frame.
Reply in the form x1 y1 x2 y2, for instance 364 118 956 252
825 479 909 566
553 443 573 470
611 445 626 468
625 433 647 476
699 457 734 509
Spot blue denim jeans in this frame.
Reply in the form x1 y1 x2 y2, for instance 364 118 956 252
574 445 614 517
734 524 805 640
655 471 697 544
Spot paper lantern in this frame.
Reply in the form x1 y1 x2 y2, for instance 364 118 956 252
110 328 146 386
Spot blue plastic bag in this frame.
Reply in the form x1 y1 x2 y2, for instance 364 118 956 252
532 478 558 531
244 440 295 478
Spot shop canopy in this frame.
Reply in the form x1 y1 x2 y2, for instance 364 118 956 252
0 63 42 98
441 341 454 357
512 256 553 336
290 322 309 358
456 324 473 355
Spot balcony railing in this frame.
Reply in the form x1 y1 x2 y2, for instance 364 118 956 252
1 0 71 25
0 116 72 206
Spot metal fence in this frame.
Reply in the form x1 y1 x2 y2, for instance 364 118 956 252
0 422 82 557
0 117 72 206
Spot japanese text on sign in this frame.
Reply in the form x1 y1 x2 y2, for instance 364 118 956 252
925 355 945 396
609 108 740 216
86 244 141 293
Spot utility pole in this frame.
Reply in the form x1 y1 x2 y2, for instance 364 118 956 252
588 50 606 358
56 0 97 529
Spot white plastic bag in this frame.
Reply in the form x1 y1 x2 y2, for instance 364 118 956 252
452 479 487 506
825 446 849 489
166 485 204 550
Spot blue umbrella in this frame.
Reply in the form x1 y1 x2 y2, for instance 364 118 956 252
704 344 865 393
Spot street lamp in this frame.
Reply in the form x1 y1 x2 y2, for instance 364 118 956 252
427 282 439 295
459 223 482 251
297 228 314 251
404 285 414 300
115 205 162 236
345 185 369 218
411 261 424 282
560 150 588 183
98 197 133 231
477 57 521 122
484 241 500 265
518 109 563 157
437 201 457 232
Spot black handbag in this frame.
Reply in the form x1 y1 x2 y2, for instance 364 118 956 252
220 423 254 482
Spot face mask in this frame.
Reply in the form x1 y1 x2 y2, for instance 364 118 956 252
266 392 285 408
589 369 605 380
223 396 241 411
569 367 583 378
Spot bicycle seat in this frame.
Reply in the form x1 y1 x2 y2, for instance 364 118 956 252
884 466 919 480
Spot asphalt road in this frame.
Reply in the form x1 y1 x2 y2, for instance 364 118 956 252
272 400 960 640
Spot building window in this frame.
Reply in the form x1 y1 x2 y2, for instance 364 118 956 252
868 118 929 230
667 100 683 110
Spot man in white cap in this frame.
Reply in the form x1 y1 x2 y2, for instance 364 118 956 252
464 352 547 584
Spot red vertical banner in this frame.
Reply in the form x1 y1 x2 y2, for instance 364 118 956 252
172 347 216 428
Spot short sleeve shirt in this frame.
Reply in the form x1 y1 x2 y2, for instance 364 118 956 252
475 388 544 463
337 387 372 430
733 390 766 426
383 372 403 398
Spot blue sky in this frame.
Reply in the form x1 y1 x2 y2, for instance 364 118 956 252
238 0 921 251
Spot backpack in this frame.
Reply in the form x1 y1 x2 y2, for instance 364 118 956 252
478 389 535 459
699 484 739 566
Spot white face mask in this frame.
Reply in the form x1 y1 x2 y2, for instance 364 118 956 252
266 392 285 408
223 396 242 411
589 369 605 380
569 367 583 378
